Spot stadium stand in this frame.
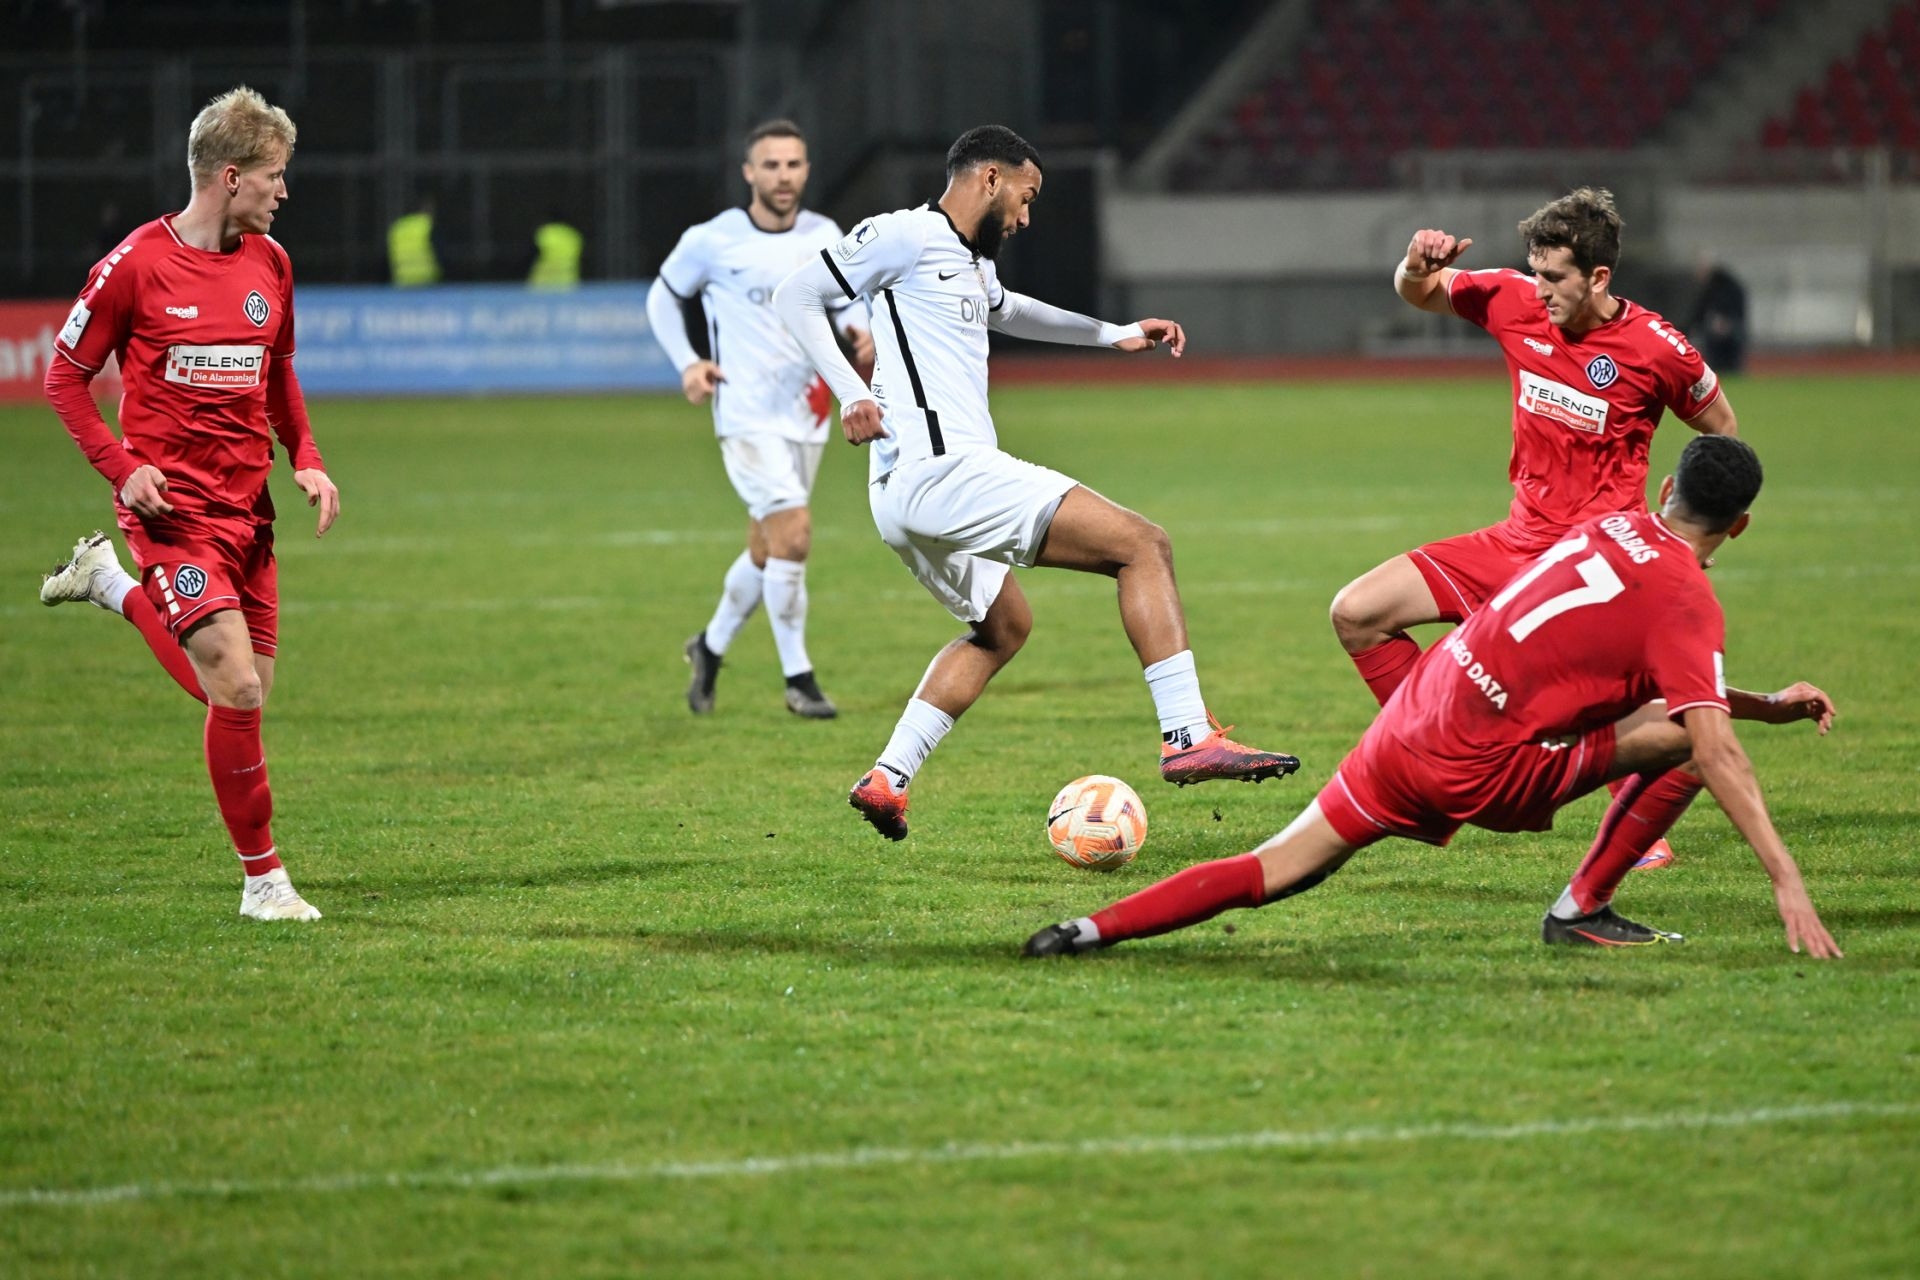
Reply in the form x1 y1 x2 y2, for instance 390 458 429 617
1763 1 1920 149
1179 0 1786 190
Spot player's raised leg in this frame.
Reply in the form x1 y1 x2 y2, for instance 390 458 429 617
182 610 319 921
1034 485 1299 786
761 503 835 719
850 573 1033 840
1543 702 1692 946
40 531 208 703
1329 552 1443 706
1025 798 1361 955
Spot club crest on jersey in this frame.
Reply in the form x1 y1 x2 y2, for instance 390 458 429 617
244 290 270 327
1585 354 1620 389
173 565 208 599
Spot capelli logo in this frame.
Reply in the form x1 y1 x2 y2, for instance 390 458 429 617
165 305 200 320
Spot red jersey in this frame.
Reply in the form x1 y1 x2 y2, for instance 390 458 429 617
1384 509 1729 762
52 215 321 522
1448 268 1721 543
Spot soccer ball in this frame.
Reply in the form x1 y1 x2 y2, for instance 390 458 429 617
1046 775 1147 870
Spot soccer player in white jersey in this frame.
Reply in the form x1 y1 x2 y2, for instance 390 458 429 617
774 125 1301 841
647 119 873 718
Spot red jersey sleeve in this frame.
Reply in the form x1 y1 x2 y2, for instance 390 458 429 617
1648 574 1730 720
55 243 139 373
46 245 143 489
1643 314 1722 421
1446 268 1527 330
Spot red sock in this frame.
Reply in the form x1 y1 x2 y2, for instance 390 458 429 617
1570 770 1704 912
1090 852 1266 944
1351 634 1420 706
205 705 279 875
123 591 208 704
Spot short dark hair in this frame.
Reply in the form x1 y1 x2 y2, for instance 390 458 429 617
1672 434 1763 531
744 118 805 157
1517 187 1623 277
945 125 1042 180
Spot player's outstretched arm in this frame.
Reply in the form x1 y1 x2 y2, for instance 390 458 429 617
1729 682 1837 735
987 291 1183 356
1683 706 1842 958
1395 229 1472 314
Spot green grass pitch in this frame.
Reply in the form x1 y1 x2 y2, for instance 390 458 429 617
1 373 1916 1277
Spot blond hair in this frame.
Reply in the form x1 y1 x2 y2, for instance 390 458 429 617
187 86 297 188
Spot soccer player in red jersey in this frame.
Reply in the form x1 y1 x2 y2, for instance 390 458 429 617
1332 188 1737 871
38 86 339 921
1027 436 1842 961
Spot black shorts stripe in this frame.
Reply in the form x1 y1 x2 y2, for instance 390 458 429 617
709 314 720 410
882 287 942 456
820 249 856 301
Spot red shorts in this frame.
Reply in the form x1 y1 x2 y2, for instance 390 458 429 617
1408 519 1549 624
1317 720 1616 848
120 512 279 655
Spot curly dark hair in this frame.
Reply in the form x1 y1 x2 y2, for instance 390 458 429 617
1673 434 1763 531
945 125 1042 179
1517 187 1623 277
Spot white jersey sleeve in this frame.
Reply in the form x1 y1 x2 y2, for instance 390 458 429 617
656 223 712 298
989 289 1143 347
773 256 875 415
818 212 929 303
646 276 701 372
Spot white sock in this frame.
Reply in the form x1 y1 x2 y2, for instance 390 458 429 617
1549 885 1588 920
703 551 763 656
1069 917 1101 949
762 557 813 678
875 698 956 786
100 568 137 615
1143 650 1210 748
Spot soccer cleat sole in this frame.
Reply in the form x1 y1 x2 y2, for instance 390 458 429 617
39 531 114 606
1541 911 1683 948
1161 753 1301 788
848 793 908 841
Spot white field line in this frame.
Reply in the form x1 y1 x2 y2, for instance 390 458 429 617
3 1099 1910 1210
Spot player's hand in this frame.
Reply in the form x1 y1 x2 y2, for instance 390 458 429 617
1773 879 1842 959
841 399 883 445
1765 681 1837 734
1115 319 1185 357
681 360 724 406
1404 229 1473 277
119 465 174 517
845 325 876 368
294 468 340 537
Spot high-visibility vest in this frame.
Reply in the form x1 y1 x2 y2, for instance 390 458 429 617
528 222 583 290
388 212 441 287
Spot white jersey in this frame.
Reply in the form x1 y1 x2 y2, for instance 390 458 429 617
817 204 1005 480
656 207 850 442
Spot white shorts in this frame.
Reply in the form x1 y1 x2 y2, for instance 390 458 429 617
719 433 825 520
870 449 1079 623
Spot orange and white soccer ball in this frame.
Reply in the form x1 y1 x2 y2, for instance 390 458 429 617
1046 774 1147 870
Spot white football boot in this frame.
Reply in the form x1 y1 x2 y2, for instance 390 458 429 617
40 531 135 610
239 867 323 921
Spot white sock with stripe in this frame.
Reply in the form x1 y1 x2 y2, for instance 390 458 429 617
1143 650 1211 749
876 698 956 787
